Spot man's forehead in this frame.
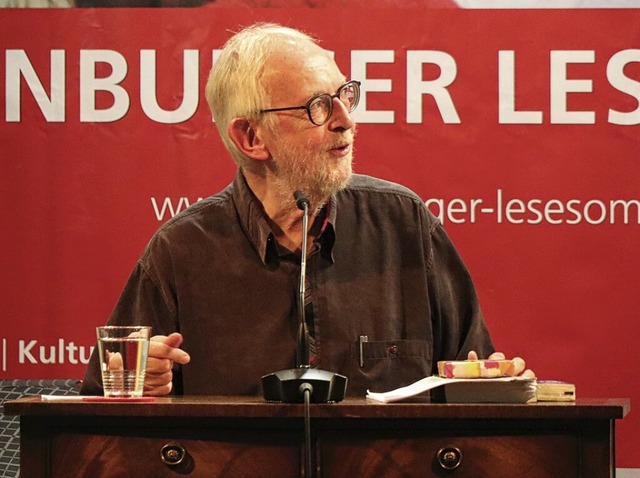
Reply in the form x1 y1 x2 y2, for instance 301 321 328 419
263 46 341 83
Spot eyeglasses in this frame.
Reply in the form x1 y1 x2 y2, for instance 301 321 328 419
260 80 361 126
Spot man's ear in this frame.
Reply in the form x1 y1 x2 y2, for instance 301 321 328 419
227 117 270 161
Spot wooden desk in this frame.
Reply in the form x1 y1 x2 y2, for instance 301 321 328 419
5 396 629 478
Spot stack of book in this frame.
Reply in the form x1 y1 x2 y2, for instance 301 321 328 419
366 375 538 403
366 360 575 404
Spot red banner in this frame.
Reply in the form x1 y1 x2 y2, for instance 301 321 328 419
1 8 639 466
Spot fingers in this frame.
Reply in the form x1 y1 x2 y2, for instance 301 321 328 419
106 351 124 371
147 355 175 374
507 356 526 376
149 333 191 365
142 333 190 397
158 332 184 348
144 379 173 396
466 351 505 361
144 356 175 395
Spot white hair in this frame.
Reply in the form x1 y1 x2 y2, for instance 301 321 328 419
205 23 318 169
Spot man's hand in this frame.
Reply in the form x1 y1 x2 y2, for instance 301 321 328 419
144 333 191 396
467 350 536 378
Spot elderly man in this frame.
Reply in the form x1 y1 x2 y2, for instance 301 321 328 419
81 23 528 398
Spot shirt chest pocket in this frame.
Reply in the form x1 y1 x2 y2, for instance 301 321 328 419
348 339 432 394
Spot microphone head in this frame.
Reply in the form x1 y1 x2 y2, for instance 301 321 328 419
293 190 310 211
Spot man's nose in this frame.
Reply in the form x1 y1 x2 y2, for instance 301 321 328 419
327 97 355 130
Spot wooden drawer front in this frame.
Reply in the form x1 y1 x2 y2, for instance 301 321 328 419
320 434 579 478
49 430 301 478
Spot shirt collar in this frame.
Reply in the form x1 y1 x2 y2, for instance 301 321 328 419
231 170 336 266
318 198 336 262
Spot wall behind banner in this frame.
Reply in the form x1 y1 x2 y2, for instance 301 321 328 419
1 7 638 468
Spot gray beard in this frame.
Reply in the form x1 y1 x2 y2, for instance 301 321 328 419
273 165 352 212
271 142 354 212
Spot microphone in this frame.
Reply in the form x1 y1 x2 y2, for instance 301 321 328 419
294 190 310 210
293 191 311 368
261 191 348 403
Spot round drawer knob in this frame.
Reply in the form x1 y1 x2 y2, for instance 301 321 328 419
437 446 462 470
160 442 187 466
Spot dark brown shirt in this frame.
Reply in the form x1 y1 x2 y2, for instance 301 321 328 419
81 172 494 397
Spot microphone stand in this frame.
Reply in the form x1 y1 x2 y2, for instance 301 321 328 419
261 191 348 404
261 192 348 478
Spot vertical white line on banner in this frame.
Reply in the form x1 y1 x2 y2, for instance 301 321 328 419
2 338 6 372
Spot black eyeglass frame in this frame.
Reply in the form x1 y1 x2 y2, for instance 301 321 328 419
259 80 361 126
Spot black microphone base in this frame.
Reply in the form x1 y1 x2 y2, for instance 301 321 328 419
261 368 348 403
